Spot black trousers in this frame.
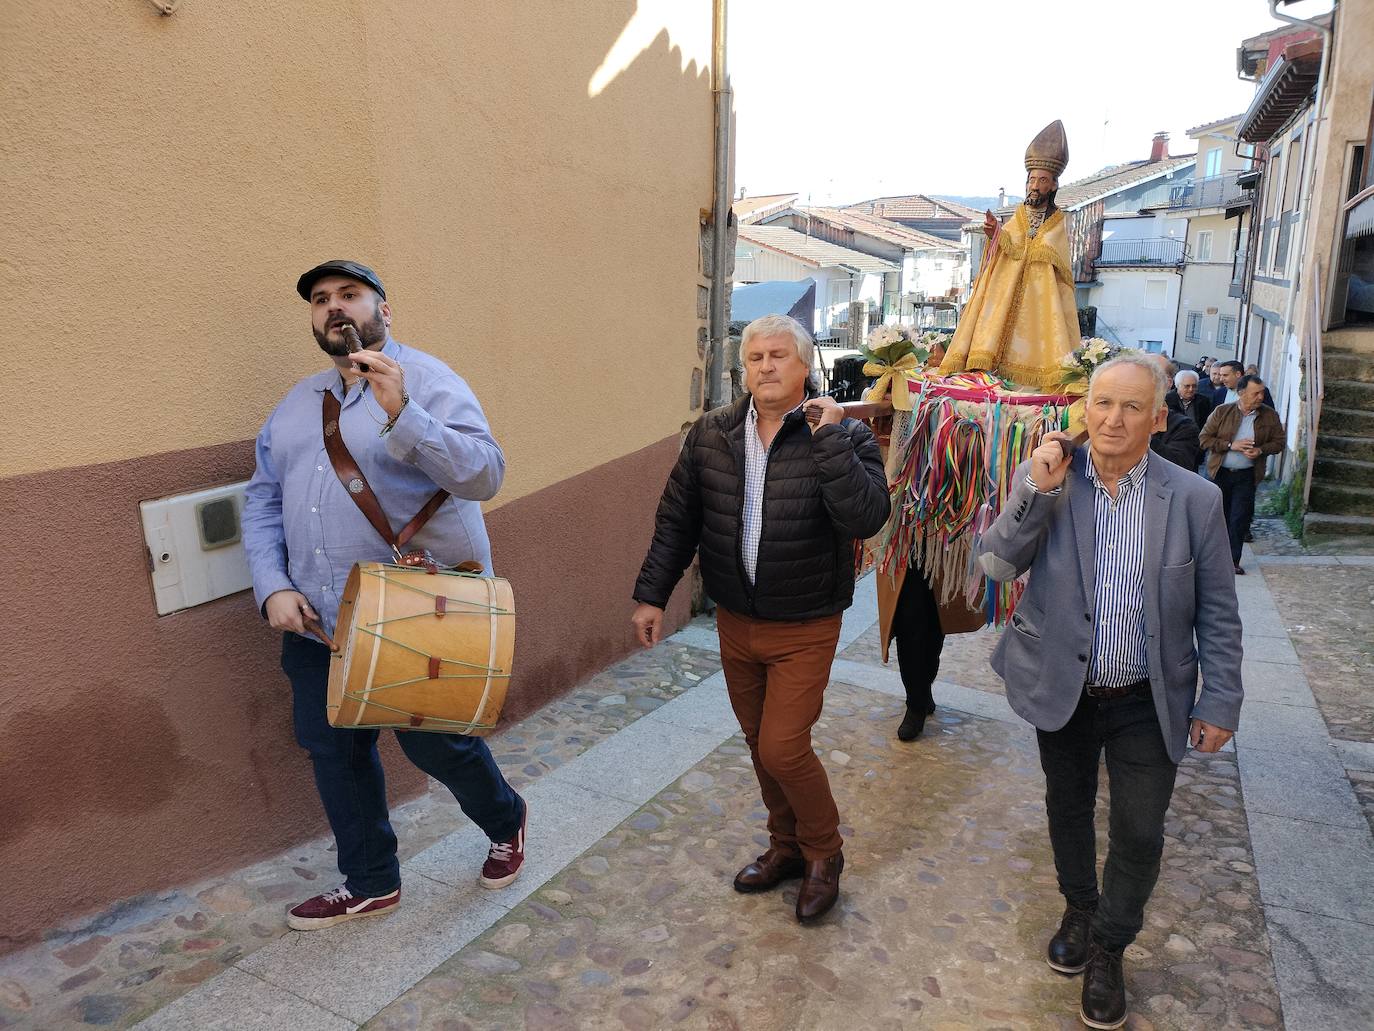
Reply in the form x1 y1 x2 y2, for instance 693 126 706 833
892 569 945 710
1214 466 1258 564
1037 687 1179 950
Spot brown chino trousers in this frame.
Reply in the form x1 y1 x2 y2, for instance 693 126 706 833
716 607 844 861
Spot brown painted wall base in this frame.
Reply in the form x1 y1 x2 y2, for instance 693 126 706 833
0 435 689 953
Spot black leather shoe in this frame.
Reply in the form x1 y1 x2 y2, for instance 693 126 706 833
1047 903 1095 974
1079 939 1128 1029
897 705 929 741
733 848 805 893
796 851 843 922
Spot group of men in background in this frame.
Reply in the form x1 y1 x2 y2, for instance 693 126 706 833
1150 353 1285 574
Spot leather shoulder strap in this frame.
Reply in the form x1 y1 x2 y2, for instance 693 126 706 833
323 388 398 548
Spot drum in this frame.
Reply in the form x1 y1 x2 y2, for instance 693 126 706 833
327 563 515 735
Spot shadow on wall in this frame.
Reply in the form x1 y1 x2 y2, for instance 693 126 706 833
0 1 712 953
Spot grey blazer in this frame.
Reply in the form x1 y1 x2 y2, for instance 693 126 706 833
978 448 1243 763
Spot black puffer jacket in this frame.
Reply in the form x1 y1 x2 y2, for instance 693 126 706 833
634 394 890 620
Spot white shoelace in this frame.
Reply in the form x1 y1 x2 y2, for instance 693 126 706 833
487 840 513 861
322 885 353 903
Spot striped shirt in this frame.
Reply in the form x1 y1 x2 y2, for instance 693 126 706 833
1085 451 1150 687
741 398 803 584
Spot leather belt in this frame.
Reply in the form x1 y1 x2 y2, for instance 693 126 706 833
1084 679 1150 699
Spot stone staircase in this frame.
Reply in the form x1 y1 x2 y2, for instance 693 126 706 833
1307 347 1374 536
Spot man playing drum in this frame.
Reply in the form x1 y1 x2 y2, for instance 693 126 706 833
242 260 527 930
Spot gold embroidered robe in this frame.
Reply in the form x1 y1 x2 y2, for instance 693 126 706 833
938 205 1080 389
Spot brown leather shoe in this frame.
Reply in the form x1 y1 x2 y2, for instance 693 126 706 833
733 847 805 893
795 851 844 922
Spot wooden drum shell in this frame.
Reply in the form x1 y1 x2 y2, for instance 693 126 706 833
327 563 515 735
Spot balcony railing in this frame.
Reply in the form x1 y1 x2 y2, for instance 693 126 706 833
1151 172 1253 212
1096 238 1188 266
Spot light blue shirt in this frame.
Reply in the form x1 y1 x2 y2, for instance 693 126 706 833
242 338 505 637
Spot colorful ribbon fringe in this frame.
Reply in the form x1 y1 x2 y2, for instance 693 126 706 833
874 381 1074 627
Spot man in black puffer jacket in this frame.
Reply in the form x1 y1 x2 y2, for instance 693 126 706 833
632 314 890 923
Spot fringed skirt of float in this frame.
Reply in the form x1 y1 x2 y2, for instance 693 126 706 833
868 372 1079 627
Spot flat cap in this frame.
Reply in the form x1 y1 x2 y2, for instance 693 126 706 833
296 260 386 301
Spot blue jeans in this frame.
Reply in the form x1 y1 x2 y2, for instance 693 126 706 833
281 633 522 897
1036 687 1179 950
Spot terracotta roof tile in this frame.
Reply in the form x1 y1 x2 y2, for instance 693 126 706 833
841 194 981 222
801 207 960 250
736 225 900 275
732 193 800 223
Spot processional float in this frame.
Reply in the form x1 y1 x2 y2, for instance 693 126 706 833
840 120 1122 650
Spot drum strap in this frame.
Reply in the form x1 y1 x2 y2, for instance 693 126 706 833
322 388 449 560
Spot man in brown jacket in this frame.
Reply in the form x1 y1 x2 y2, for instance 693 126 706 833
1199 375 1285 574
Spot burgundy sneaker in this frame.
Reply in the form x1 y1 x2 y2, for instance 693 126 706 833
480 798 527 889
287 885 400 930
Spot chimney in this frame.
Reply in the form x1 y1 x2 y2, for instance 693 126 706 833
1150 132 1170 163
997 187 1007 207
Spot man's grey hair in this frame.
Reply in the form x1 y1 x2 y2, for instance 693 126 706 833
1089 352 1169 409
1174 369 1199 388
740 314 815 369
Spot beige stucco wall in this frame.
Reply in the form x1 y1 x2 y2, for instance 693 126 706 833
0 1 721 948
1 1 714 503
1177 212 1243 365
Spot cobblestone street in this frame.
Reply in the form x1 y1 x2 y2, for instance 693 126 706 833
4 538 1372 1030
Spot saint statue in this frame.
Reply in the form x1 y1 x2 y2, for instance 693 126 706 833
938 120 1081 389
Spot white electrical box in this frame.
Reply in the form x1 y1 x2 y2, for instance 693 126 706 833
140 482 254 615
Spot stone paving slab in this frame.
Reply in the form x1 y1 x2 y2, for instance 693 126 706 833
362 682 1282 1031
1235 700 1333 755
133 968 352 1031
828 656 1024 727
1262 906 1374 1031
546 719 726 806
1256 555 1374 566
1237 747 1367 830
1237 660 1315 708
839 622 1008 699
235 876 509 1024
406 780 633 893
1246 812 1374 927
1240 634 1300 666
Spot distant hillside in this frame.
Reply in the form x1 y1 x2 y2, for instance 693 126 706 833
934 194 1021 211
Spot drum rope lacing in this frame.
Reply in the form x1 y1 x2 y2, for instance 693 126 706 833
336 564 514 732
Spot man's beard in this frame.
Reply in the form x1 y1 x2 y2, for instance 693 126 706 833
1026 188 1057 210
314 305 387 356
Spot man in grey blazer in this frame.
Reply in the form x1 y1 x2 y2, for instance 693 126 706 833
979 353 1243 1030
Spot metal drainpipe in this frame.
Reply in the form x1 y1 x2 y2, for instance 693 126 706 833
1266 0 1332 405
706 0 732 410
